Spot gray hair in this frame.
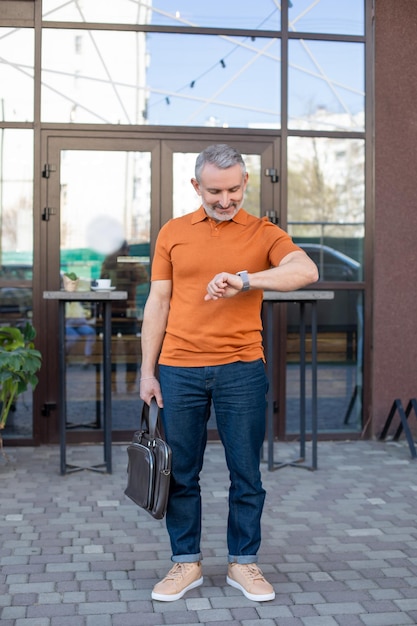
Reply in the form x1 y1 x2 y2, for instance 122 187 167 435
195 144 246 182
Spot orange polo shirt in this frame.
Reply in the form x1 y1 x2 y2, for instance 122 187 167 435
151 206 301 367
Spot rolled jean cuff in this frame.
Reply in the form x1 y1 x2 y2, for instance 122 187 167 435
228 555 258 564
172 553 202 563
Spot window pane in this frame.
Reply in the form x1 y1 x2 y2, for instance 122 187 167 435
147 34 280 128
42 0 281 30
0 129 34 440
60 150 151 423
0 28 34 122
289 40 364 131
289 0 364 36
42 30 280 129
287 137 364 280
287 290 364 434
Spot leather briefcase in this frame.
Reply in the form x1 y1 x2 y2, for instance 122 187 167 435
124 398 172 520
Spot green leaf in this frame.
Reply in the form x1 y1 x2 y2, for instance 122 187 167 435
64 271 78 281
0 324 42 431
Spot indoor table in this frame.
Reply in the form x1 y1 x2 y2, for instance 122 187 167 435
43 290 127 474
262 290 334 471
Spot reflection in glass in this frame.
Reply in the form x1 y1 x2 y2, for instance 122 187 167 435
0 28 34 122
289 0 364 36
173 153 261 219
0 130 34 324
60 150 151 429
289 40 364 131
286 291 363 434
43 0 281 30
173 153 199 218
100 242 149 394
0 130 34 439
287 136 364 279
42 30 280 128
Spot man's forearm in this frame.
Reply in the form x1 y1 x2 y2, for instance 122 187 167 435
140 300 169 377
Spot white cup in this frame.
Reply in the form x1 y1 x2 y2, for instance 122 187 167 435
95 279 111 289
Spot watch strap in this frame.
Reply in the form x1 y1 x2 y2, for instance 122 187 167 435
236 270 250 292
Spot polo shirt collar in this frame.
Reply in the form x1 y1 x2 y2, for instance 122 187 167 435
191 206 248 225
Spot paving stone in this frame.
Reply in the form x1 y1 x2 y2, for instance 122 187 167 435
301 618 339 625
360 612 415 625
14 617 51 626
51 618 85 626
27 603 77 618
112 613 164 625
1 606 27 619
86 615 112 626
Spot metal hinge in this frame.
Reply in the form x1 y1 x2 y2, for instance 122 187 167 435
42 163 56 178
42 207 56 221
266 210 279 225
265 168 279 183
41 402 57 417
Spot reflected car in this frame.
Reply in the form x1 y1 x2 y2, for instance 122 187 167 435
298 243 361 281
287 245 362 348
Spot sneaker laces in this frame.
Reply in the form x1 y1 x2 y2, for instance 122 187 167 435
238 564 266 582
164 563 195 581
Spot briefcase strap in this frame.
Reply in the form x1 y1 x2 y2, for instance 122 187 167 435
141 397 160 440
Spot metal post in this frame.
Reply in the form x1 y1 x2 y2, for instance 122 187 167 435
311 302 318 469
299 301 306 460
58 301 67 475
266 301 274 471
102 301 112 473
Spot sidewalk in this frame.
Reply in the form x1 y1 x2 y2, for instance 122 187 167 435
1 438 417 625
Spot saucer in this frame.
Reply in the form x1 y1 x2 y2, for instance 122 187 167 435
91 286 116 292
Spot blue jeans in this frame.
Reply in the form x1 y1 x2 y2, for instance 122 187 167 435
159 360 268 564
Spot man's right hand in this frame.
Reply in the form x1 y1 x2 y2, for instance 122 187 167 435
139 376 163 408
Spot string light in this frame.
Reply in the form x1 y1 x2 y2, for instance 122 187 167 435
155 7 279 108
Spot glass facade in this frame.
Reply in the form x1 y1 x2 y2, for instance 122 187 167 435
0 0 369 442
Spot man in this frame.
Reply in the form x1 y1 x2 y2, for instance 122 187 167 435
140 144 318 603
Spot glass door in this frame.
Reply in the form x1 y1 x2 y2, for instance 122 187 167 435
41 136 160 443
39 133 280 444
60 149 151 428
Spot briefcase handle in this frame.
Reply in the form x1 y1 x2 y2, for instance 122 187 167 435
141 397 161 440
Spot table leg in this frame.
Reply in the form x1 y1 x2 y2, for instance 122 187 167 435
102 302 112 473
59 301 67 475
266 301 274 471
299 301 306 460
311 301 318 470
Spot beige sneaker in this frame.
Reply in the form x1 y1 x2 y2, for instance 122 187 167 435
152 562 203 602
227 563 275 601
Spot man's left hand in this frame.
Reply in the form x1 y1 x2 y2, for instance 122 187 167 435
204 272 243 300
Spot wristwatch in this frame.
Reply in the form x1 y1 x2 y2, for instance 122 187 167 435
236 270 250 292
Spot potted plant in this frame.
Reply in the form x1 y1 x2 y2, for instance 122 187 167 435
63 271 79 292
0 323 42 457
